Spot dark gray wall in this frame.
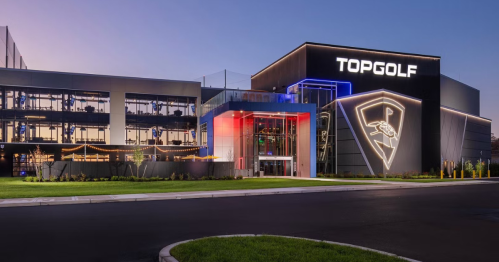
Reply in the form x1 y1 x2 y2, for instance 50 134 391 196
440 75 480 115
251 44 307 93
462 116 492 164
42 161 234 179
336 106 370 175
440 108 467 169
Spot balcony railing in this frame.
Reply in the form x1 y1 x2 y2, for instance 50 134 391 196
201 90 298 116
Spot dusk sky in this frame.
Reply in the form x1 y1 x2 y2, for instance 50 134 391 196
1 0 498 134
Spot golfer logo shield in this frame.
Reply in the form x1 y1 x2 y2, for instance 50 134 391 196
355 98 405 169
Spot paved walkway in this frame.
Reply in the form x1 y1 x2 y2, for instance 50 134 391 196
0 178 496 208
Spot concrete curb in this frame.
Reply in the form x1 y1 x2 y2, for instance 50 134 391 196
158 234 421 262
1 179 496 208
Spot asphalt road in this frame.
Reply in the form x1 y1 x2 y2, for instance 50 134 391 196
1 183 499 262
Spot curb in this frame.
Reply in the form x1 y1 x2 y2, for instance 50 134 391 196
158 234 421 262
0 180 496 208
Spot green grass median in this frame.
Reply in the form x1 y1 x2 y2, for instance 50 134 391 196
0 177 369 199
170 235 406 262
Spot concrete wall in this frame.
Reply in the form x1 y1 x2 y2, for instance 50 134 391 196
297 113 312 177
42 161 234 179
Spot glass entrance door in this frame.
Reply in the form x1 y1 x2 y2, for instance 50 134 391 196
259 159 292 176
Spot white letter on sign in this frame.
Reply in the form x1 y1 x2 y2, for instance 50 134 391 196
360 60 373 73
373 62 385 75
407 65 417 77
336 57 348 71
348 59 360 73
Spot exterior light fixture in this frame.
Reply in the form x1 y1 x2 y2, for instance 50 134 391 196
29 96 37 101
98 100 105 104
80 99 87 103
80 127 87 131
29 125 36 130
240 110 243 113
98 128 104 132
49 126 56 130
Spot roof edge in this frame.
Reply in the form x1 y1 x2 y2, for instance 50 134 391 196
252 42 440 78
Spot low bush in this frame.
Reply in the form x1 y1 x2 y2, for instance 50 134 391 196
93 178 99 182
111 176 119 181
179 174 184 181
317 173 324 178
376 173 384 178
24 176 34 182
170 172 176 181
356 173 364 178
186 173 192 181
236 175 243 180
344 173 354 178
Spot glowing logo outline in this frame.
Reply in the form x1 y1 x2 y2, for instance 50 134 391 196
355 98 405 170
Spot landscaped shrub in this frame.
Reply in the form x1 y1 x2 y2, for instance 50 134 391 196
179 174 184 181
93 178 99 182
344 173 353 178
336 174 344 178
236 175 243 180
186 173 192 181
24 176 34 182
317 173 324 178
201 176 209 180
59 175 65 182
79 174 87 182
356 172 364 178
49 175 57 182
376 173 384 178
111 176 119 181
43 179 49 182
170 172 176 181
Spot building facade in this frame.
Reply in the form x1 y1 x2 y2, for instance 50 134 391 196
201 43 492 177
0 41 492 178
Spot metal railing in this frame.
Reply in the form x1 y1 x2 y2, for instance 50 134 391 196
201 90 298 116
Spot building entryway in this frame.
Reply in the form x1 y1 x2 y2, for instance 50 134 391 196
258 156 293 176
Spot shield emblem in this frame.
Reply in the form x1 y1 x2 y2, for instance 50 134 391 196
355 98 405 170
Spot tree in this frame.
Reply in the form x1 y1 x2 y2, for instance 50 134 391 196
464 160 474 176
475 160 485 174
29 145 45 182
226 148 235 177
132 146 144 178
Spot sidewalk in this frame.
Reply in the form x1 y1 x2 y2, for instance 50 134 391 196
0 179 496 208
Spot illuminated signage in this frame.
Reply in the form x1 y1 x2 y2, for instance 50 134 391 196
336 57 417 78
356 98 405 169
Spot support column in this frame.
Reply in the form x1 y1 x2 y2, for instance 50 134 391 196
109 91 126 145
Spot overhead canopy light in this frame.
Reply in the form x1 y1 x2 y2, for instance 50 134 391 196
49 126 56 130
29 125 36 130
98 128 104 132
80 127 87 131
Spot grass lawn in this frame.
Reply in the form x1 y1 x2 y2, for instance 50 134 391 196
170 235 406 262
323 177 468 183
0 177 368 199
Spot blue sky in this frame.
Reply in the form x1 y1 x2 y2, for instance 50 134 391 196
1 0 498 133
